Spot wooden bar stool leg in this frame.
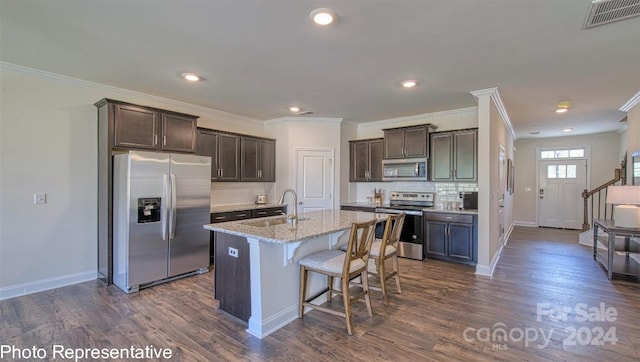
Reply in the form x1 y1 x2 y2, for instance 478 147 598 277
362 270 373 318
299 265 308 318
342 277 353 335
327 276 334 300
393 255 402 294
378 258 389 306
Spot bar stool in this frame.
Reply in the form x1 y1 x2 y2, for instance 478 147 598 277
369 213 405 305
298 219 377 335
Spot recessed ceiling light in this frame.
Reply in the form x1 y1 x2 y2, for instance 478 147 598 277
182 73 200 82
563 127 573 132
401 80 418 88
289 106 300 113
555 100 571 113
310 8 336 26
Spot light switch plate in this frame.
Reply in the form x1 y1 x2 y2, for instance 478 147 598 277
34 193 46 205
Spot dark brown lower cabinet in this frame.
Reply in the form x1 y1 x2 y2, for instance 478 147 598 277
214 232 251 322
424 212 477 264
209 206 286 264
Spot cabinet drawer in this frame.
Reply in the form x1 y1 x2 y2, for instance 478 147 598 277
252 207 285 218
211 210 252 223
424 212 474 224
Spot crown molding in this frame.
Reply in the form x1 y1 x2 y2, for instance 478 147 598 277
0 61 262 125
620 90 640 112
470 87 516 140
264 116 343 125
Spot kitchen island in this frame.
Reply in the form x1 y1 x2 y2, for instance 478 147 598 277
203 209 389 338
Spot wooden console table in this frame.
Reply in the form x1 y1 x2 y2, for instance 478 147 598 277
593 219 640 281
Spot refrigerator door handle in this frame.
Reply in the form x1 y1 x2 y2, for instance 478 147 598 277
169 173 177 239
162 174 170 241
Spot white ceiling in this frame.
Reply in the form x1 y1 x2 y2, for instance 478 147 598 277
1 0 639 138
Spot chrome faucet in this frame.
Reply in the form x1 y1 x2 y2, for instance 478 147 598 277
278 188 298 224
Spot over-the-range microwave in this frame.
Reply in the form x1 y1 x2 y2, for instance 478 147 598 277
382 158 428 181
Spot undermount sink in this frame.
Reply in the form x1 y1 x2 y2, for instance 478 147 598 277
242 217 308 227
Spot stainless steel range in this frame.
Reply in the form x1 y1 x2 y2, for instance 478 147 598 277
375 191 435 260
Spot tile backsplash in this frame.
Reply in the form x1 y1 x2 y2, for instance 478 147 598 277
353 181 477 205
210 182 276 206
433 182 478 205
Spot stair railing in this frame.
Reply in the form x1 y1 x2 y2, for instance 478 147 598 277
581 168 623 231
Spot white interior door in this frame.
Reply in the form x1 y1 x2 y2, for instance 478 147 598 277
296 149 334 214
538 159 587 229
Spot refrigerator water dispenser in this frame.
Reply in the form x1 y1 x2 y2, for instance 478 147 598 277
137 197 161 223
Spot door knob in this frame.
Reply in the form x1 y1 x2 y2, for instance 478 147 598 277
298 201 304 205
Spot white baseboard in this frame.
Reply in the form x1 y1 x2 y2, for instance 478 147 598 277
248 303 300 339
475 239 506 277
513 220 537 227
247 295 330 339
0 270 96 301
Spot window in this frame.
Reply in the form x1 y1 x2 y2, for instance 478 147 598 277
547 164 578 179
539 148 585 159
569 149 584 158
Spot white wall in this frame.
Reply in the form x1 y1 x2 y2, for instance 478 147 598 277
472 89 515 276
340 122 358 203
626 103 640 182
357 107 478 139
0 64 265 299
265 117 343 210
513 132 621 226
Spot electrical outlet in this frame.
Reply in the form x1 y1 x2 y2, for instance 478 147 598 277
228 247 238 258
34 193 46 205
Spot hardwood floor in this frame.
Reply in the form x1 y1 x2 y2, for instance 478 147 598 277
2 226 639 361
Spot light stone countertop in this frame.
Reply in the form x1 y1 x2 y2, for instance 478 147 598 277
204 209 390 245
210 203 287 214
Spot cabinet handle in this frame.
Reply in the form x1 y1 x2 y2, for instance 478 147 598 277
237 213 247 217
214 216 227 220
163 135 167 146
154 135 158 146
220 169 224 178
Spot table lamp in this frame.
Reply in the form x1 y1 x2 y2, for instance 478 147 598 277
606 185 640 228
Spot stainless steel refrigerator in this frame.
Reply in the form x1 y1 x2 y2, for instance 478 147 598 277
113 151 211 293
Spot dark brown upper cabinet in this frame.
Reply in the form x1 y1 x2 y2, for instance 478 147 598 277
383 124 435 159
109 101 197 153
350 138 383 182
196 128 219 180
430 128 478 182
241 137 276 182
217 133 241 181
196 128 240 181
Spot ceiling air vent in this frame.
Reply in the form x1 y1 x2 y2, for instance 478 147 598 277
296 111 315 116
583 0 640 29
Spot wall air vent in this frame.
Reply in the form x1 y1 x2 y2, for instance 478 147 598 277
583 0 640 29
